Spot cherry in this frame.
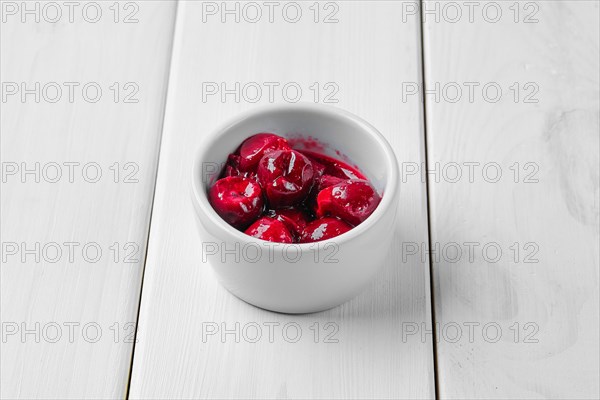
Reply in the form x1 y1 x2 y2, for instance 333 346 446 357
311 157 326 178
244 217 294 243
304 174 345 216
316 174 345 191
300 217 353 243
302 150 366 180
223 154 241 177
316 180 381 225
238 133 291 172
223 154 257 179
257 149 315 207
265 207 311 238
208 176 264 229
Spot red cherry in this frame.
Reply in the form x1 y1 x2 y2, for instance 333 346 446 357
223 154 241 177
305 174 345 216
317 174 345 191
311 158 326 178
316 180 381 225
257 149 315 207
300 217 353 243
238 133 291 172
265 207 311 238
223 154 257 179
302 151 366 180
244 217 294 243
208 176 264 229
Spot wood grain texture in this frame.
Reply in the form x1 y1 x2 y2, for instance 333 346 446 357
0 2 176 398
421 1 600 398
128 1 435 398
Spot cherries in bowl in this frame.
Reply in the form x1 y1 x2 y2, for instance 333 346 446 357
192 104 399 313
208 133 381 242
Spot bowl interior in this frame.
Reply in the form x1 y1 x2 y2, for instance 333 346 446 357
198 107 391 194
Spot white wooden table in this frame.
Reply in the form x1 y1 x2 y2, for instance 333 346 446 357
1 1 598 399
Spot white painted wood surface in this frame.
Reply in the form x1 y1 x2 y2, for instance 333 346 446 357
3 1 599 399
421 1 600 398
128 1 435 398
0 2 176 398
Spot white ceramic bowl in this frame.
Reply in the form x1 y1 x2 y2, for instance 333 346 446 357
191 103 399 313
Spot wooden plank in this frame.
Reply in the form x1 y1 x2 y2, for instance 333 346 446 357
421 0 600 398
0 2 176 398
128 1 435 398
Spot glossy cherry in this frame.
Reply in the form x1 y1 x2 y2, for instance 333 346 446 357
208 176 264 229
244 217 294 243
238 133 291 172
310 157 326 178
257 149 315 207
302 150 366 180
265 207 311 238
223 154 242 177
316 180 381 226
300 217 353 243
316 174 345 191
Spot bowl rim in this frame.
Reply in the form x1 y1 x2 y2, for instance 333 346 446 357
191 102 399 251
